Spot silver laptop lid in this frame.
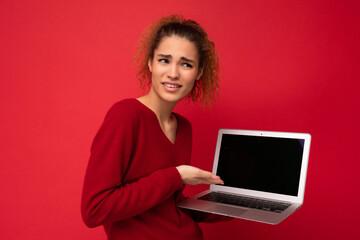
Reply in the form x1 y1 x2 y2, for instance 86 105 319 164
211 129 311 203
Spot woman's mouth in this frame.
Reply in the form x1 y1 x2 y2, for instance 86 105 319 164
162 83 182 88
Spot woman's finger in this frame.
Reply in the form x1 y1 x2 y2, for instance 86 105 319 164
197 169 220 180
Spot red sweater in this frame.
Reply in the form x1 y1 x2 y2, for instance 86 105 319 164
81 99 205 239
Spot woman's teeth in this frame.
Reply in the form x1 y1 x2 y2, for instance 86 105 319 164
163 83 181 88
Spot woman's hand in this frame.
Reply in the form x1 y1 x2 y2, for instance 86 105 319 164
176 165 224 185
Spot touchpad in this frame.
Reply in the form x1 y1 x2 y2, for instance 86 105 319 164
206 204 248 216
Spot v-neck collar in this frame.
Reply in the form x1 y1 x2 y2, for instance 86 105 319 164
133 98 180 145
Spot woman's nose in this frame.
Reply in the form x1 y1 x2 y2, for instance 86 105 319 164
167 64 180 80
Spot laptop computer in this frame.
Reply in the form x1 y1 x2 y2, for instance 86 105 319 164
177 129 311 224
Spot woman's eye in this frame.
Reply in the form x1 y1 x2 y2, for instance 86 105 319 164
158 59 169 63
182 63 193 68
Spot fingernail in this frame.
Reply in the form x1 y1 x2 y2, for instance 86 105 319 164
212 175 220 180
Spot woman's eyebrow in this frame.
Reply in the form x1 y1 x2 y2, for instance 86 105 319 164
157 54 195 63
157 54 172 58
180 57 195 63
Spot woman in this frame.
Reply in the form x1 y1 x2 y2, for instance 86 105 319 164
81 15 224 239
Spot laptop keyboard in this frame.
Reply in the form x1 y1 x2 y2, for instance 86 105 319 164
198 192 291 213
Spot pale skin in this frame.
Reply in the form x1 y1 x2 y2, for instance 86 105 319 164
137 35 224 186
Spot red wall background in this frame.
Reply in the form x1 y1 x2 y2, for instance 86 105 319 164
1 0 359 239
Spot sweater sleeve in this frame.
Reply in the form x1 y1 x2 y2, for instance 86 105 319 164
81 102 184 228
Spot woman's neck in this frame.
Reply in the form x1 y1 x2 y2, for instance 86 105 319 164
137 92 178 125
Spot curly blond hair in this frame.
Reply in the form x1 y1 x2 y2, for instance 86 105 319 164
134 15 220 107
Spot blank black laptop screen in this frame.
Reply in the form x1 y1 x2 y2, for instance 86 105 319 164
216 134 304 196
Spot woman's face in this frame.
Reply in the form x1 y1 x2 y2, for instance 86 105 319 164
148 35 202 104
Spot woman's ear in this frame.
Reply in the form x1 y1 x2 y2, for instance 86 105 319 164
196 68 203 80
148 59 152 72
